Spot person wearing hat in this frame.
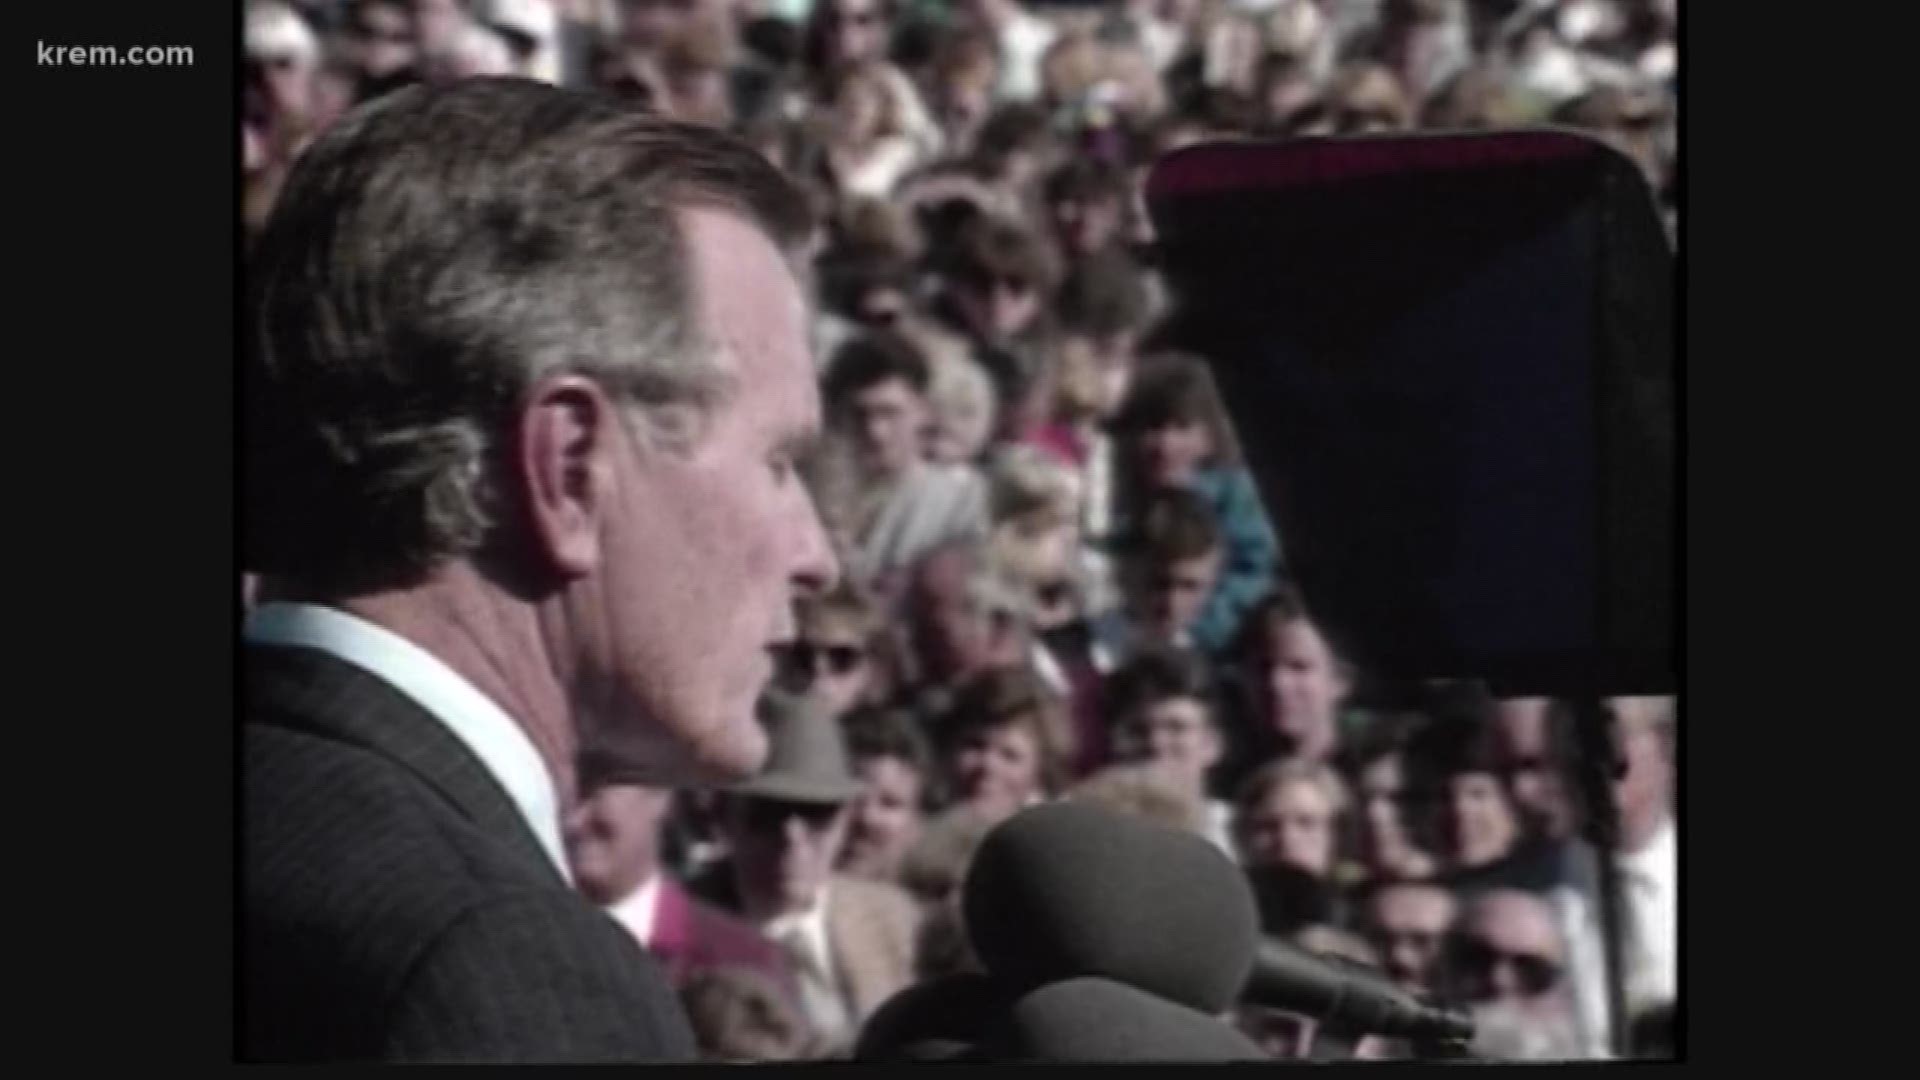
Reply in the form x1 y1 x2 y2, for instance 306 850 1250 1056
565 750 800 1007
689 693 923 1053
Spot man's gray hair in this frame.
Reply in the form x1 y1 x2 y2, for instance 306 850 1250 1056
244 78 814 593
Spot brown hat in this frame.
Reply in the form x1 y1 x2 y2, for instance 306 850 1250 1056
730 691 866 805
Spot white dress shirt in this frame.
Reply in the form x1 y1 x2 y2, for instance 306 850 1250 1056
1618 816 1677 1013
606 872 664 949
761 886 852 1043
994 10 1058 101
245 601 573 884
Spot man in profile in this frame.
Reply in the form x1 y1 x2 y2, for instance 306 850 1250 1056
241 77 838 1061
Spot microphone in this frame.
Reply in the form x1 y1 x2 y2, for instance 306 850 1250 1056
1245 936 1474 1044
961 800 1259 1015
962 801 1472 1043
986 977 1268 1062
854 973 1003 1061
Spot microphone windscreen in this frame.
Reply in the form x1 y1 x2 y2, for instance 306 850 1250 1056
853 972 1004 1061
961 801 1259 1014
986 977 1268 1062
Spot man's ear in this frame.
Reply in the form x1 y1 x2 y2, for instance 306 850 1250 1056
516 375 623 579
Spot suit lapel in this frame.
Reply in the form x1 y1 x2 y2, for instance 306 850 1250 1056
245 641 564 887
824 878 882 1019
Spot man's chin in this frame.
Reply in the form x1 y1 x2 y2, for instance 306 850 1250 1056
686 713 770 785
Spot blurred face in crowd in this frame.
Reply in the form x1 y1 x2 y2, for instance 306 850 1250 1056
248 49 317 131
830 76 888 146
1445 771 1520 868
1495 698 1576 840
1136 417 1213 488
853 282 909 331
949 718 1044 820
821 0 890 67
1263 70 1318 129
1049 191 1125 261
778 611 873 719
841 754 925 879
925 389 995 466
1129 551 1221 643
575 210 837 785
1368 884 1456 994
1114 694 1223 796
1263 619 1349 764
1358 753 1431 877
564 783 673 906
352 1 418 78
1012 530 1080 633
907 551 1025 683
410 0 468 55
311 62 361 131
954 266 1041 343
1454 892 1567 1008
937 70 996 146
1238 777 1339 877
724 795 852 917
1611 699 1673 842
849 376 929 479
664 64 732 127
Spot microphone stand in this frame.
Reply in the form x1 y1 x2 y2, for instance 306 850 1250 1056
1569 698 1632 1059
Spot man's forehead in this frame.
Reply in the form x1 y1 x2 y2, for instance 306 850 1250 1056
683 209 818 430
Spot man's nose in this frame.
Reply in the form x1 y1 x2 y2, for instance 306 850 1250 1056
790 492 841 599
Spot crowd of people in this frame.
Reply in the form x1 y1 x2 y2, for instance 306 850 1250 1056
242 0 1678 1062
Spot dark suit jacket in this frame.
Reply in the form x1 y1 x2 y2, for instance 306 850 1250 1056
651 876 798 1000
240 643 697 1062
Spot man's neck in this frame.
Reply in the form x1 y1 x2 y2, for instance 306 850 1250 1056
330 564 579 806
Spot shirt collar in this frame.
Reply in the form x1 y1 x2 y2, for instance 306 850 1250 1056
245 601 572 884
607 872 663 946
1620 813 1675 876
760 882 832 948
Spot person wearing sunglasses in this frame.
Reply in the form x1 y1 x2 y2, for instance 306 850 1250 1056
564 753 799 1008
692 694 921 1054
781 583 889 720
1448 890 1588 1060
1407 702 1611 1058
